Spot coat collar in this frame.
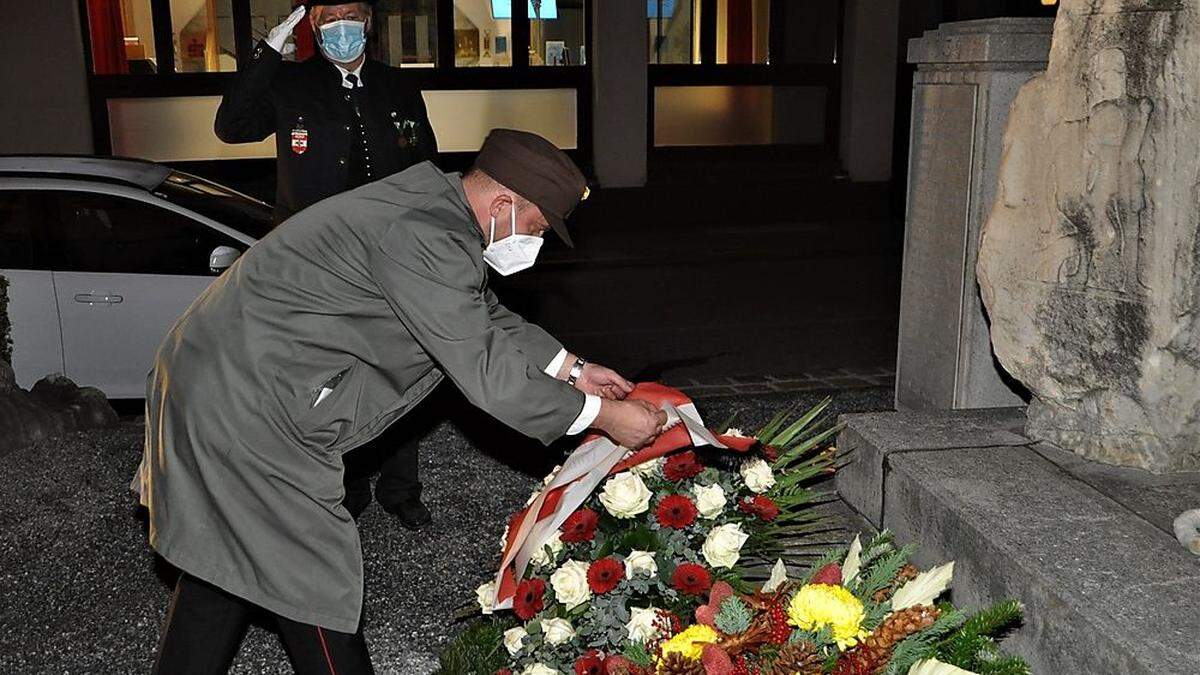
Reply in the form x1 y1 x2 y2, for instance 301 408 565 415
446 172 487 247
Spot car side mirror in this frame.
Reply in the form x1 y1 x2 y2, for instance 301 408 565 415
209 245 241 272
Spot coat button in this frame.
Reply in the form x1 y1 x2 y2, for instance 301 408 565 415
344 125 350 131
338 158 346 165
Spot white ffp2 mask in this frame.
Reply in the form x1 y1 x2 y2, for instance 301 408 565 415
482 202 543 276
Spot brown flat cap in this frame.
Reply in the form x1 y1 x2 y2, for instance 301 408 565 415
475 129 589 247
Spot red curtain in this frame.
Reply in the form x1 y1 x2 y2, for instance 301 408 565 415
726 0 753 64
86 0 129 74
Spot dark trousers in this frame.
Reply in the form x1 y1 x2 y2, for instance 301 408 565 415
152 574 373 675
342 389 443 508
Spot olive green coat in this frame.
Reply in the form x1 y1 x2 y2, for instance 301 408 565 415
134 162 584 632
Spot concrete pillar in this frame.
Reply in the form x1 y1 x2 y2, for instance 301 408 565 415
839 0 901 182
590 0 647 188
0 0 93 154
894 18 1052 411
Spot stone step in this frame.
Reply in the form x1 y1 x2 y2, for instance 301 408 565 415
836 409 1200 675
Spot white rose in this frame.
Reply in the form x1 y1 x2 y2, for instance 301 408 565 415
740 458 776 494
693 483 727 518
542 617 576 645
598 472 652 518
519 663 560 675
625 606 662 644
475 581 496 615
529 531 564 568
702 522 749 569
629 456 664 478
624 550 658 579
503 626 528 656
725 427 748 437
550 559 592 609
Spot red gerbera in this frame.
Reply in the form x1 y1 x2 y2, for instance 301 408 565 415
587 557 625 594
663 450 705 481
561 508 599 543
739 495 781 521
574 650 605 675
671 562 712 596
656 494 698 529
513 578 545 620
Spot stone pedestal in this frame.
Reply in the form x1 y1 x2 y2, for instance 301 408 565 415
895 18 1053 411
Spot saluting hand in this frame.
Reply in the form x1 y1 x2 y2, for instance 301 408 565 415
594 399 668 450
266 6 306 55
574 363 634 400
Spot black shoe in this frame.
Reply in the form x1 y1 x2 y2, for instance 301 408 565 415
380 497 432 530
343 490 372 520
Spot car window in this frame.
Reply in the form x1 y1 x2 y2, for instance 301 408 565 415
46 191 243 276
0 191 50 270
153 171 274 241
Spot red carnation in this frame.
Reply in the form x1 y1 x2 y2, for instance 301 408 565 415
664 450 705 481
656 494 698 529
761 444 780 462
671 562 712 596
574 650 605 675
739 495 780 522
495 671 513 675
513 578 545 620
811 562 842 586
587 557 625 594
561 508 599 543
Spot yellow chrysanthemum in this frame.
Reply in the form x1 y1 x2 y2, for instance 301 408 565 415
787 583 869 649
657 624 720 665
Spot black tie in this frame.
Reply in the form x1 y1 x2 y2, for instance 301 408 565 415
345 73 359 89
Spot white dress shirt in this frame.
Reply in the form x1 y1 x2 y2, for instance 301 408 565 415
333 61 365 88
545 349 601 435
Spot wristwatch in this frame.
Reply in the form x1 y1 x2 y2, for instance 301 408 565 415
567 357 587 387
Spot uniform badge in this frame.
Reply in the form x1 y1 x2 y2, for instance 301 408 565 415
290 126 308 155
392 112 419 149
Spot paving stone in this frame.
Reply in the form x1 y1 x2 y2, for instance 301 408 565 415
883 445 1200 675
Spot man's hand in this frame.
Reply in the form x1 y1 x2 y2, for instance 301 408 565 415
266 6 306 55
594 399 667 449
575 363 634 400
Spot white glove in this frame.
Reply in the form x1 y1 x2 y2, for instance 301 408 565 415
266 6 306 55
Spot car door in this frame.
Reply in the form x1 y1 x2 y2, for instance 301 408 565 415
45 189 247 398
0 190 63 390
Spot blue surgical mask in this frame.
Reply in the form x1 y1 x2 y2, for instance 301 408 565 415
318 20 366 63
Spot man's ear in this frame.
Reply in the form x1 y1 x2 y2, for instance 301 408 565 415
488 194 514 220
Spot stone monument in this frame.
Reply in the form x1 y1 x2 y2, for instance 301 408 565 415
978 0 1200 473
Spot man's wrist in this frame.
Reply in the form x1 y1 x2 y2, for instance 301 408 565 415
566 357 587 387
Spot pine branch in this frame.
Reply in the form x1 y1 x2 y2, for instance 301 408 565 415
854 545 915 602
881 610 966 675
976 656 1032 675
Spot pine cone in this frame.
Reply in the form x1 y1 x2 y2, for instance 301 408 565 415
767 641 822 675
659 652 705 675
872 564 920 603
832 605 941 675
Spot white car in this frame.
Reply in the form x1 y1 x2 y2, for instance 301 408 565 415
0 156 273 398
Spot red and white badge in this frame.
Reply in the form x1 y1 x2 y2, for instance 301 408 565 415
290 127 309 155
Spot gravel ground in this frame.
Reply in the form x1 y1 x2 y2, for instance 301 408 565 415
0 387 890 674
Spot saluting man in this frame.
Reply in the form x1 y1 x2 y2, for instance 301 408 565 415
215 0 439 527
138 131 666 673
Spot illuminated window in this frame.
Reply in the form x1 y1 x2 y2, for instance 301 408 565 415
374 0 439 67
249 0 302 62
714 0 769 65
84 0 158 74
453 0 512 66
528 1 585 67
172 0 238 72
648 0 699 64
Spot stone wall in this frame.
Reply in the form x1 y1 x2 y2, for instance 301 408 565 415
978 0 1200 472
0 274 10 365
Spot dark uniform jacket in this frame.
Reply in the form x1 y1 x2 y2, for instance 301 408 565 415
215 40 438 221
134 162 585 632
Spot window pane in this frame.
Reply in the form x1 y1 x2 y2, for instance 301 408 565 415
648 0 698 64
155 172 275 240
776 0 839 64
249 0 302 62
454 0 512 66
174 0 238 72
84 0 158 74
654 85 826 146
0 192 44 270
374 0 439 67
530 0 585 66
49 192 241 275
715 0 769 64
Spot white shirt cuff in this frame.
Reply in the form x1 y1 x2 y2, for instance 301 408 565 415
566 394 602 435
544 348 568 377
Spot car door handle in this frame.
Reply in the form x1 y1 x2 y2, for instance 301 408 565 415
74 293 123 305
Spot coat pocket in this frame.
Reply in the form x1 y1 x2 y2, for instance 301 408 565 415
296 361 362 440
